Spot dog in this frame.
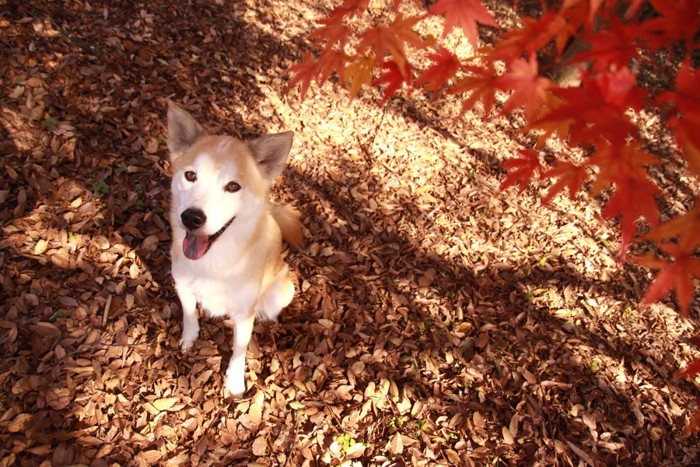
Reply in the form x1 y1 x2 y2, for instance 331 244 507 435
166 101 302 395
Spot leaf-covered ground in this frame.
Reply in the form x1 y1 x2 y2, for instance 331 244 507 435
1 0 699 465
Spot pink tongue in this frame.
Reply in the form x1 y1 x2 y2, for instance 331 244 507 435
183 232 210 260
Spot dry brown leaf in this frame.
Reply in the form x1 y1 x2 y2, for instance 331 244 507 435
387 433 404 455
33 239 48 255
140 450 162 464
445 449 461 463
141 234 160 252
153 397 179 412
522 368 537 384
249 392 263 426
76 436 103 446
252 436 268 456
7 413 33 433
473 411 485 428
582 413 596 431
502 426 514 444
509 413 519 437
566 440 595 466
346 442 366 459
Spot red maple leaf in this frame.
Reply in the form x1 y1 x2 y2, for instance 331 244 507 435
328 0 371 20
541 161 589 204
450 57 500 116
603 176 660 258
658 61 700 117
644 197 700 251
527 92 571 145
644 0 700 49
673 117 700 176
685 408 700 436
318 48 349 85
344 54 375 97
588 140 661 196
494 12 574 61
678 358 700 379
429 0 498 47
287 49 352 99
388 14 427 50
657 61 700 176
586 0 606 23
415 47 460 93
536 66 646 145
308 16 352 52
287 54 321 99
633 244 700 314
500 148 541 192
559 0 589 31
497 54 553 120
374 60 411 102
624 0 647 18
576 17 644 72
358 15 424 72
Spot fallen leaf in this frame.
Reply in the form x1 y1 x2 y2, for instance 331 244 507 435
153 397 178 411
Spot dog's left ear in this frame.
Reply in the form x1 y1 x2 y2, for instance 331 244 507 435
249 131 294 179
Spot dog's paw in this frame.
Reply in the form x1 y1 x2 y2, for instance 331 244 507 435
224 370 246 396
179 326 199 353
179 336 195 353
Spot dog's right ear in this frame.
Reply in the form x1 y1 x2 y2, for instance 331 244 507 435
167 100 204 161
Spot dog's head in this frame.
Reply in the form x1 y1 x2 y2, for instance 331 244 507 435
166 101 293 260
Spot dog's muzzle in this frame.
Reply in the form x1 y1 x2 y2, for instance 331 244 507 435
181 209 235 260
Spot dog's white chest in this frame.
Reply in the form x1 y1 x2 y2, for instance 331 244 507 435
172 257 261 321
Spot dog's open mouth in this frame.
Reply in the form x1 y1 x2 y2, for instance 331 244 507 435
182 217 235 260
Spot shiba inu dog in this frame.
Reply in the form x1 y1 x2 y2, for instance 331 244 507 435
166 101 302 395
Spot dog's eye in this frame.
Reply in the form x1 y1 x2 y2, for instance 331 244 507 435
184 171 197 182
224 181 241 193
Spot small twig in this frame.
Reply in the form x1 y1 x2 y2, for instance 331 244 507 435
283 408 301 467
102 294 112 326
566 440 596 467
357 102 390 167
369 103 390 150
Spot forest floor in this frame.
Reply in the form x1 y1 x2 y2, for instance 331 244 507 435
1 0 699 465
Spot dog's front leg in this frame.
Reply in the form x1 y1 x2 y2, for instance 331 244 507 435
177 287 199 352
225 313 255 396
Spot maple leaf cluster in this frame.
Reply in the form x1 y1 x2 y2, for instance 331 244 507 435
289 0 699 314
288 0 700 433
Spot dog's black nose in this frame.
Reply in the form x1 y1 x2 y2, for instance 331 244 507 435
181 208 206 230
